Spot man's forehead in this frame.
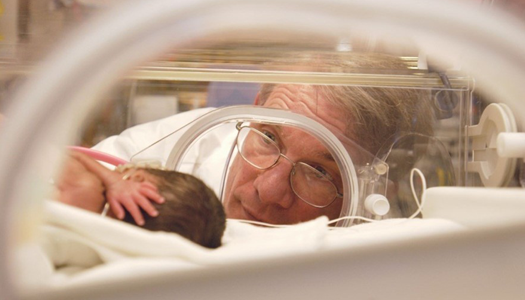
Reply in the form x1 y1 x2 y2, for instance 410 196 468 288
269 84 321 110
264 84 349 140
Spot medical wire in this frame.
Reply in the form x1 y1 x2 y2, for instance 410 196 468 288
233 167 427 229
408 168 426 219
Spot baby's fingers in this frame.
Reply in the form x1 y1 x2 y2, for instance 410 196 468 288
140 181 158 192
135 195 159 218
108 200 125 220
121 200 145 226
139 185 165 204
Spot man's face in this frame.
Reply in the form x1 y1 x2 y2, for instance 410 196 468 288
222 85 348 224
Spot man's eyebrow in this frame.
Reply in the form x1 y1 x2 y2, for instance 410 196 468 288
313 151 336 163
322 152 336 162
278 125 338 162
258 123 282 131
273 124 284 133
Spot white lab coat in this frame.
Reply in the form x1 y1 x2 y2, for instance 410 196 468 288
93 107 236 195
93 107 215 163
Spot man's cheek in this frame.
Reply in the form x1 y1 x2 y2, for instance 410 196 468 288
230 156 257 181
237 163 261 186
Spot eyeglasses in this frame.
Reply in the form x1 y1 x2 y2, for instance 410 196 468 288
235 123 343 208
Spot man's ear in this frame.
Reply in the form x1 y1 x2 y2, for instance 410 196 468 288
254 92 261 105
386 179 399 200
384 179 402 217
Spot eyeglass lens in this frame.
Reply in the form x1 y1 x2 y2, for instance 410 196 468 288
236 126 339 208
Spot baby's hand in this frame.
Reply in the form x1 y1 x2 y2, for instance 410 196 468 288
105 179 165 226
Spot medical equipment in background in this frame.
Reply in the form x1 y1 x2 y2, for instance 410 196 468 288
2 0 525 299
127 94 180 127
123 76 467 222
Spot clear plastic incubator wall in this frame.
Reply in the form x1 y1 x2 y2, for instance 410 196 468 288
1 0 525 300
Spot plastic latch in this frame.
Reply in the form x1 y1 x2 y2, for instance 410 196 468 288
467 103 517 187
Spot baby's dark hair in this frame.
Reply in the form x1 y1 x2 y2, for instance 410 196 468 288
122 169 226 249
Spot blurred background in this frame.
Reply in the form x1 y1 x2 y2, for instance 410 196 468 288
2 0 522 144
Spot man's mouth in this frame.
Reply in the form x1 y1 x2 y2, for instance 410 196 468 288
242 205 263 223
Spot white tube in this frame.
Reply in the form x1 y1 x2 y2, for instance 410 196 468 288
497 133 525 158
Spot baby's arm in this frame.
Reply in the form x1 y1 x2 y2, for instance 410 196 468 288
68 151 164 225
56 155 106 213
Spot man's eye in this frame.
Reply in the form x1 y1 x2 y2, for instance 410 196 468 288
312 165 330 179
262 130 277 143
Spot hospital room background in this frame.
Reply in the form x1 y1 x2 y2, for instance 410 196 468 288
1 0 525 299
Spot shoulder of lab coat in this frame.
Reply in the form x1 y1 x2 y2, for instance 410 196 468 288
92 107 216 163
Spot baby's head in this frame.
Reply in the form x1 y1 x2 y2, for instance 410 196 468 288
122 168 226 249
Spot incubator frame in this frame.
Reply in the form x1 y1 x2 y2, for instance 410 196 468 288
2 0 525 299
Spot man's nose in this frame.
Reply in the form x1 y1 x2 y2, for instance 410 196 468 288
253 159 295 208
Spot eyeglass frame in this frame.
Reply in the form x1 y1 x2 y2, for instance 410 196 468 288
234 122 344 208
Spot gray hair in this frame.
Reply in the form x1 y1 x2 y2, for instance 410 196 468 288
258 53 434 157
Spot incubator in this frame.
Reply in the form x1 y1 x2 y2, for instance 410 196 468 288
1 0 525 299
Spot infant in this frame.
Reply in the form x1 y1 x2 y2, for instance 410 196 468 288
56 150 225 248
